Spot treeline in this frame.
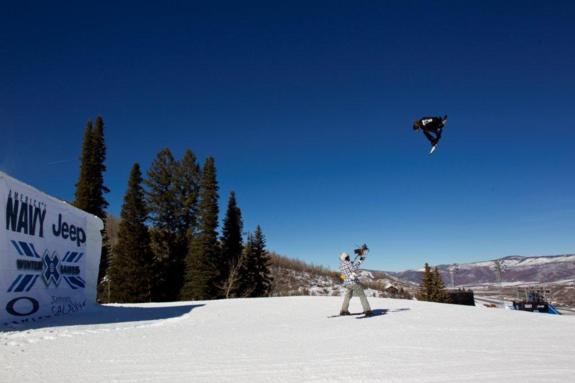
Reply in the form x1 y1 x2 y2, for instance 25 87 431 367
268 252 413 299
269 252 340 280
268 252 340 296
73 116 272 303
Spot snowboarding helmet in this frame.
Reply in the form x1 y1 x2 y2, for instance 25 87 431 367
339 252 350 262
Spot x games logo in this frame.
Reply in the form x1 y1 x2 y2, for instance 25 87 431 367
42 251 61 286
7 240 85 293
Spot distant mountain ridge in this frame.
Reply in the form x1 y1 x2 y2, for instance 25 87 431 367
386 254 575 286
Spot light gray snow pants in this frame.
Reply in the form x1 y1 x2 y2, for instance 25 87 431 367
341 284 372 313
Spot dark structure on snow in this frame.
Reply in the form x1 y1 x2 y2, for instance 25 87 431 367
447 289 475 306
512 288 560 314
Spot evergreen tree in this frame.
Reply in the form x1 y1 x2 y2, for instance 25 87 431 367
175 150 201 237
74 117 109 217
416 263 434 301
146 148 202 301
91 116 110 217
145 148 180 301
73 117 109 294
431 267 451 303
181 157 220 300
74 121 94 211
252 226 272 296
416 264 451 303
219 192 244 298
92 117 111 290
146 148 179 231
239 226 272 297
108 164 153 303
237 232 256 297
170 149 202 299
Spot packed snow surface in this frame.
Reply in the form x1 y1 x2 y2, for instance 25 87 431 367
2 296 575 382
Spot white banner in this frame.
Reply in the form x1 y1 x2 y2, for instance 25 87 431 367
0 172 103 325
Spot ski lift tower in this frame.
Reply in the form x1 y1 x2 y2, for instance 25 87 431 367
448 264 459 289
492 260 507 306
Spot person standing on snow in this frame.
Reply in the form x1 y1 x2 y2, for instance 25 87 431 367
339 245 373 316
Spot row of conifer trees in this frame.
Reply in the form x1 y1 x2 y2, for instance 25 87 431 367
73 116 272 303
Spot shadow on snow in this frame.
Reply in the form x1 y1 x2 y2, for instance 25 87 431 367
1 303 205 332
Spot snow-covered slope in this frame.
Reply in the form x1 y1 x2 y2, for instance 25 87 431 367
388 254 575 286
2 297 575 382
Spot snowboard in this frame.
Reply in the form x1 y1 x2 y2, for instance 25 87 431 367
327 312 363 319
429 145 437 154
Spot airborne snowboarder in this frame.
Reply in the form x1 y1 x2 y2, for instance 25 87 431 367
339 244 373 317
413 115 447 154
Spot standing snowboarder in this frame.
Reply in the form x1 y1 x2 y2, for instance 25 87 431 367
339 245 373 316
413 115 447 154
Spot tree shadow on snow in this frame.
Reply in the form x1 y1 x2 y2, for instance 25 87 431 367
1 303 205 332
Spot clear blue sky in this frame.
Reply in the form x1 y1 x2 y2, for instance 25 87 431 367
2 1 574 271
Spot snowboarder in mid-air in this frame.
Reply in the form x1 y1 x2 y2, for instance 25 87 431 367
339 244 373 317
413 115 447 154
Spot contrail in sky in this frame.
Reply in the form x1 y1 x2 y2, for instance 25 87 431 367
46 159 73 166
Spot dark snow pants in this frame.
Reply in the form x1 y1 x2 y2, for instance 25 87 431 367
423 129 442 146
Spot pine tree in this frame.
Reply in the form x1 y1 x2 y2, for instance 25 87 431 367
91 116 110 217
145 148 179 301
236 233 256 297
239 226 272 297
145 148 201 301
146 148 179 231
181 157 220 300
219 192 244 298
416 263 434 301
416 264 451 303
431 267 451 303
74 121 94 211
175 150 201 237
92 117 110 290
108 164 153 303
73 117 109 295
170 150 202 299
252 226 272 296
74 118 109 217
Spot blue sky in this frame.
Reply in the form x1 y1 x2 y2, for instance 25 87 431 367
2 1 574 271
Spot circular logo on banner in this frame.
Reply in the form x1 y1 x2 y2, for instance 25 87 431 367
6 297 40 317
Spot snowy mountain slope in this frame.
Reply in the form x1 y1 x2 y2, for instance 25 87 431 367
388 254 575 286
2 297 575 383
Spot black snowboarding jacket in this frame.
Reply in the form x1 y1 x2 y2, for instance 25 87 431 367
412 116 446 132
